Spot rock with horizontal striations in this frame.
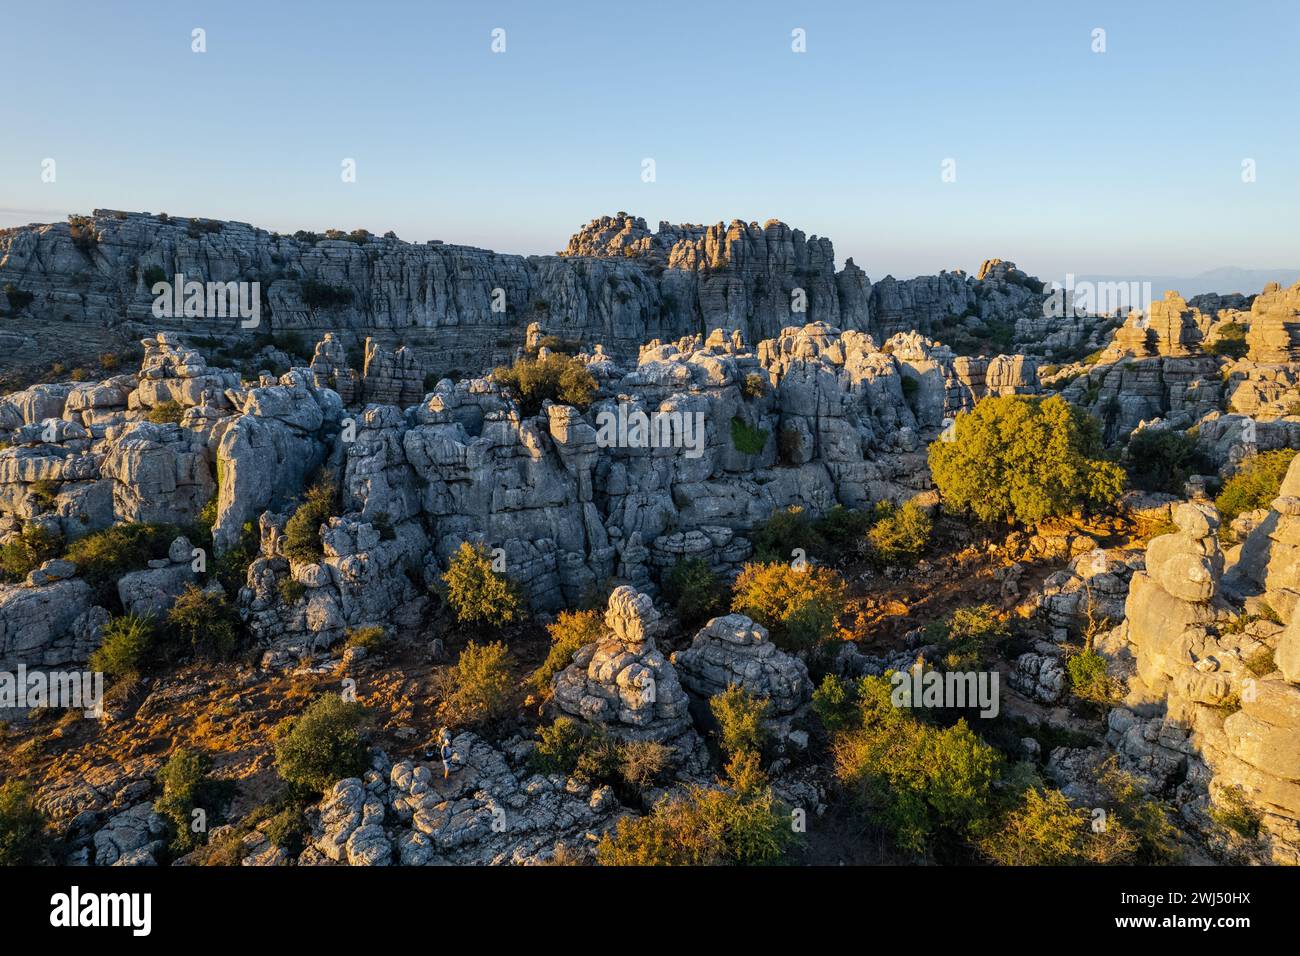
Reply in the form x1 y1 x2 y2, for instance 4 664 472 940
672 613 811 715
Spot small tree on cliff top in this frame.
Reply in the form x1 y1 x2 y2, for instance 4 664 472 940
928 394 1124 526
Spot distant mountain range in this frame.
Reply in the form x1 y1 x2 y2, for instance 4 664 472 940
1073 267 1299 299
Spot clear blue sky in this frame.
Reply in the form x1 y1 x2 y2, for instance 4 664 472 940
1 0 1296 279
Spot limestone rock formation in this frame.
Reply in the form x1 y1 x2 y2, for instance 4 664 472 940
552 586 700 758
672 613 811 716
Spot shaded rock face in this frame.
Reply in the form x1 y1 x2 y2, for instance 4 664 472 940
1109 493 1300 864
0 210 1084 373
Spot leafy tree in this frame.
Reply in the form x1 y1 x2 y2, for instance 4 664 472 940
282 478 335 563
437 640 516 725
866 500 933 566
663 558 726 628
272 694 370 795
530 609 602 694
154 748 224 854
0 782 48 865
832 675 1002 854
1215 449 1297 524
1125 428 1202 494
928 395 1125 525
710 685 771 757
926 604 1009 671
441 541 526 627
493 353 596 415
730 562 846 651
596 752 796 866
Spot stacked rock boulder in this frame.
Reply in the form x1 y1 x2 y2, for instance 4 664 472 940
552 586 703 765
1103 500 1300 863
673 613 813 742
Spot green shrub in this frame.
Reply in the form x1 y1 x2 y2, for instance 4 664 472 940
1 283 34 312
0 524 63 582
282 478 335 563
27 479 59 510
142 265 167 287
1215 449 1298 525
0 781 48 865
812 505 873 560
88 614 156 681
977 786 1136 865
1208 323 1248 359
441 541 525 627
1095 757 1180 863
729 417 769 455
530 609 602 693
751 505 822 563
1208 786 1262 839
531 716 588 775
811 674 858 732
710 685 771 757
64 522 184 603
866 500 933 566
345 625 385 653
272 695 370 795
492 353 596 415
167 584 240 660
1125 428 1202 494
278 577 306 604
154 748 223 854
833 675 1002 854
731 562 846 651
928 395 1125 526
1066 649 1114 704
265 804 310 855
299 279 353 309
618 739 673 790
927 605 1009 671
596 751 795 866
663 558 726 628
146 400 185 425
437 640 515 726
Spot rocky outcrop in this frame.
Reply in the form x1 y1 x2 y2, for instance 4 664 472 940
552 586 701 759
672 613 811 715
1246 281 1300 364
301 739 623 866
0 210 1101 377
1105 498 1300 863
